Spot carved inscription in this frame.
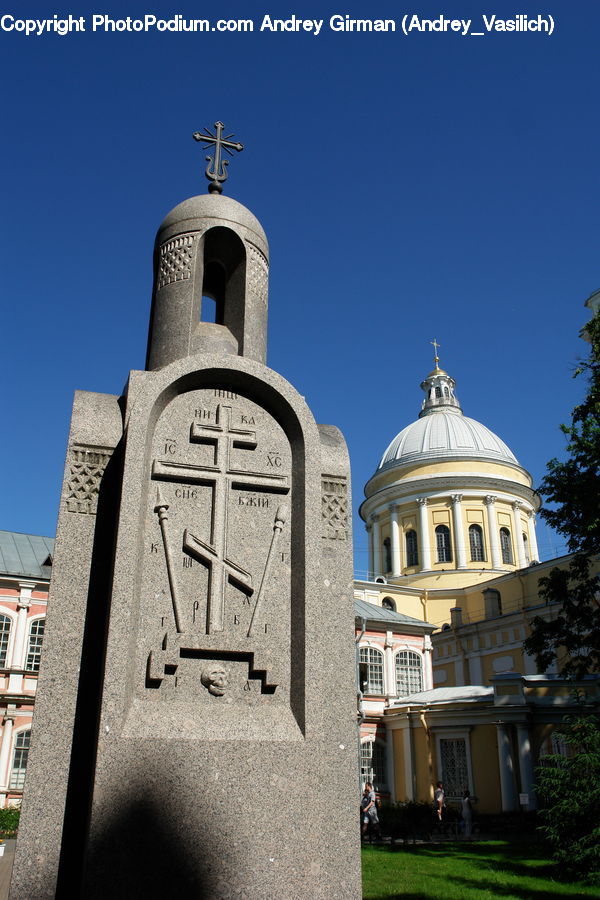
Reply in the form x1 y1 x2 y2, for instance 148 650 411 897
65 446 112 515
157 234 196 289
321 475 348 541
142 389 293 706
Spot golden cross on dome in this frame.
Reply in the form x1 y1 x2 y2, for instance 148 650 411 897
430 338 441 366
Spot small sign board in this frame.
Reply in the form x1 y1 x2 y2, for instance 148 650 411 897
519 793 529 805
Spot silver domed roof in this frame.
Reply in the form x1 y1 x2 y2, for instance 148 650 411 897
378 411 518 469
377 358 519 470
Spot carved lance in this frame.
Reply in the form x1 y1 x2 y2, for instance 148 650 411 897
247 505 287 637
154 488 184 633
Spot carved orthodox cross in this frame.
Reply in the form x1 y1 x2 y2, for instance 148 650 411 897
152 404 289 634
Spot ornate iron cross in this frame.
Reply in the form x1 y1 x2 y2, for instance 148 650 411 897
193 121 244 194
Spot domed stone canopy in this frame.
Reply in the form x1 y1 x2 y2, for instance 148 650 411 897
157 193 268 255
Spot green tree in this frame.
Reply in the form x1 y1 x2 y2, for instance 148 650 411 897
535 715 600 881
524 310 600 678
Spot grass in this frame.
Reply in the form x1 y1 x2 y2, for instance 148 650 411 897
362 840 598 899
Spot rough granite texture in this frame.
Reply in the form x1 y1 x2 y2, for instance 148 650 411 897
10 194 361 899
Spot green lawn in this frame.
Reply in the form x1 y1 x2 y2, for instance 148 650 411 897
362 841 598 899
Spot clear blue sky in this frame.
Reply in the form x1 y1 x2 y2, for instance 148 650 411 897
2 2 598 575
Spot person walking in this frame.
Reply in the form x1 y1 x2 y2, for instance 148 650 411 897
461 789 473 839
434 781 445 822
361 782 381 841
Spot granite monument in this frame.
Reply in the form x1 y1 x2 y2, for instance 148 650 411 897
10 125 361 898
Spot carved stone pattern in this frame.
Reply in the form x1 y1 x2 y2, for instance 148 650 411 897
158 234 196 289
65 446 112 515
247 244 268 307
321 477 348 541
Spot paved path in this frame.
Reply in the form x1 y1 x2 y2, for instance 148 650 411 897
0 840 15 900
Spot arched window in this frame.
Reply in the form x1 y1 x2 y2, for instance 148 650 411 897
360 739 387 789
469 524 485 562
0 615 12 668
500 528 513 564
359 647 385 695
406 530 418 567
443 386 449 397
435 525 452 563
395 650 423 696
383 537 392 573
523 533 530 564
9 730 30 789
435 386 442 398
25 618 45 672
381 596 396 612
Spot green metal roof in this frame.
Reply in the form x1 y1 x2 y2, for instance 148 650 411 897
0 531 54 580
354 597 432 630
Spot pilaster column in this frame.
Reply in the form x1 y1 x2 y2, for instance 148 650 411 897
512 502 527 568
451 494 467 568
384 632 394 698
516 723 537 810
527 510 540 563
12 587 33 670
367 525 374 580
496 722 518 811
485 495 501 568
389 504 401 576
423 635 433 690
0 712 15 790
416 498 431 570
371 515 381 578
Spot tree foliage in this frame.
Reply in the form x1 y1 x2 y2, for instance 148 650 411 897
535 715 600 881
524 311 600 678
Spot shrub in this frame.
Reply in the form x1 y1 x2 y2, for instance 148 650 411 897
535 715 600 881
0 806 20 835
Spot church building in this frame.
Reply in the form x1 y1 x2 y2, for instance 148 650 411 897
355 349 599 814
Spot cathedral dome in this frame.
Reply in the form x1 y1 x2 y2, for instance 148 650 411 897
379 413 518 469
378 359 518 471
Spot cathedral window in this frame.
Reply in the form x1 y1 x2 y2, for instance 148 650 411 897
25 618 45 672
469 524 485 562
383 537 392 573
359 647 385 695
439 737 469 798
406 530 418 567
500 528 513 564
523 533 530 563
395 650 423 696
360 739 387 790
435 525 452 563
9 730 30 790
435 386 442 398
0 616 11 668
381 596 396 612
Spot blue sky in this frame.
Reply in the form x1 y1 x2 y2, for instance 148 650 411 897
2 2 598 575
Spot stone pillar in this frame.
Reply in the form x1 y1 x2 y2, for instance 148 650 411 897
371 514 381 577
451 494 467 568
527 510 540 563
496 722 518 811
516 723 537 810
0 712 15 792
485 495 501 568
367 524 374 580
389 504 401 576
417 499 431 570
512 502 527 568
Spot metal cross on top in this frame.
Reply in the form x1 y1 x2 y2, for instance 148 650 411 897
430 338 441 365
192 121 244 194
152 404 289 635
